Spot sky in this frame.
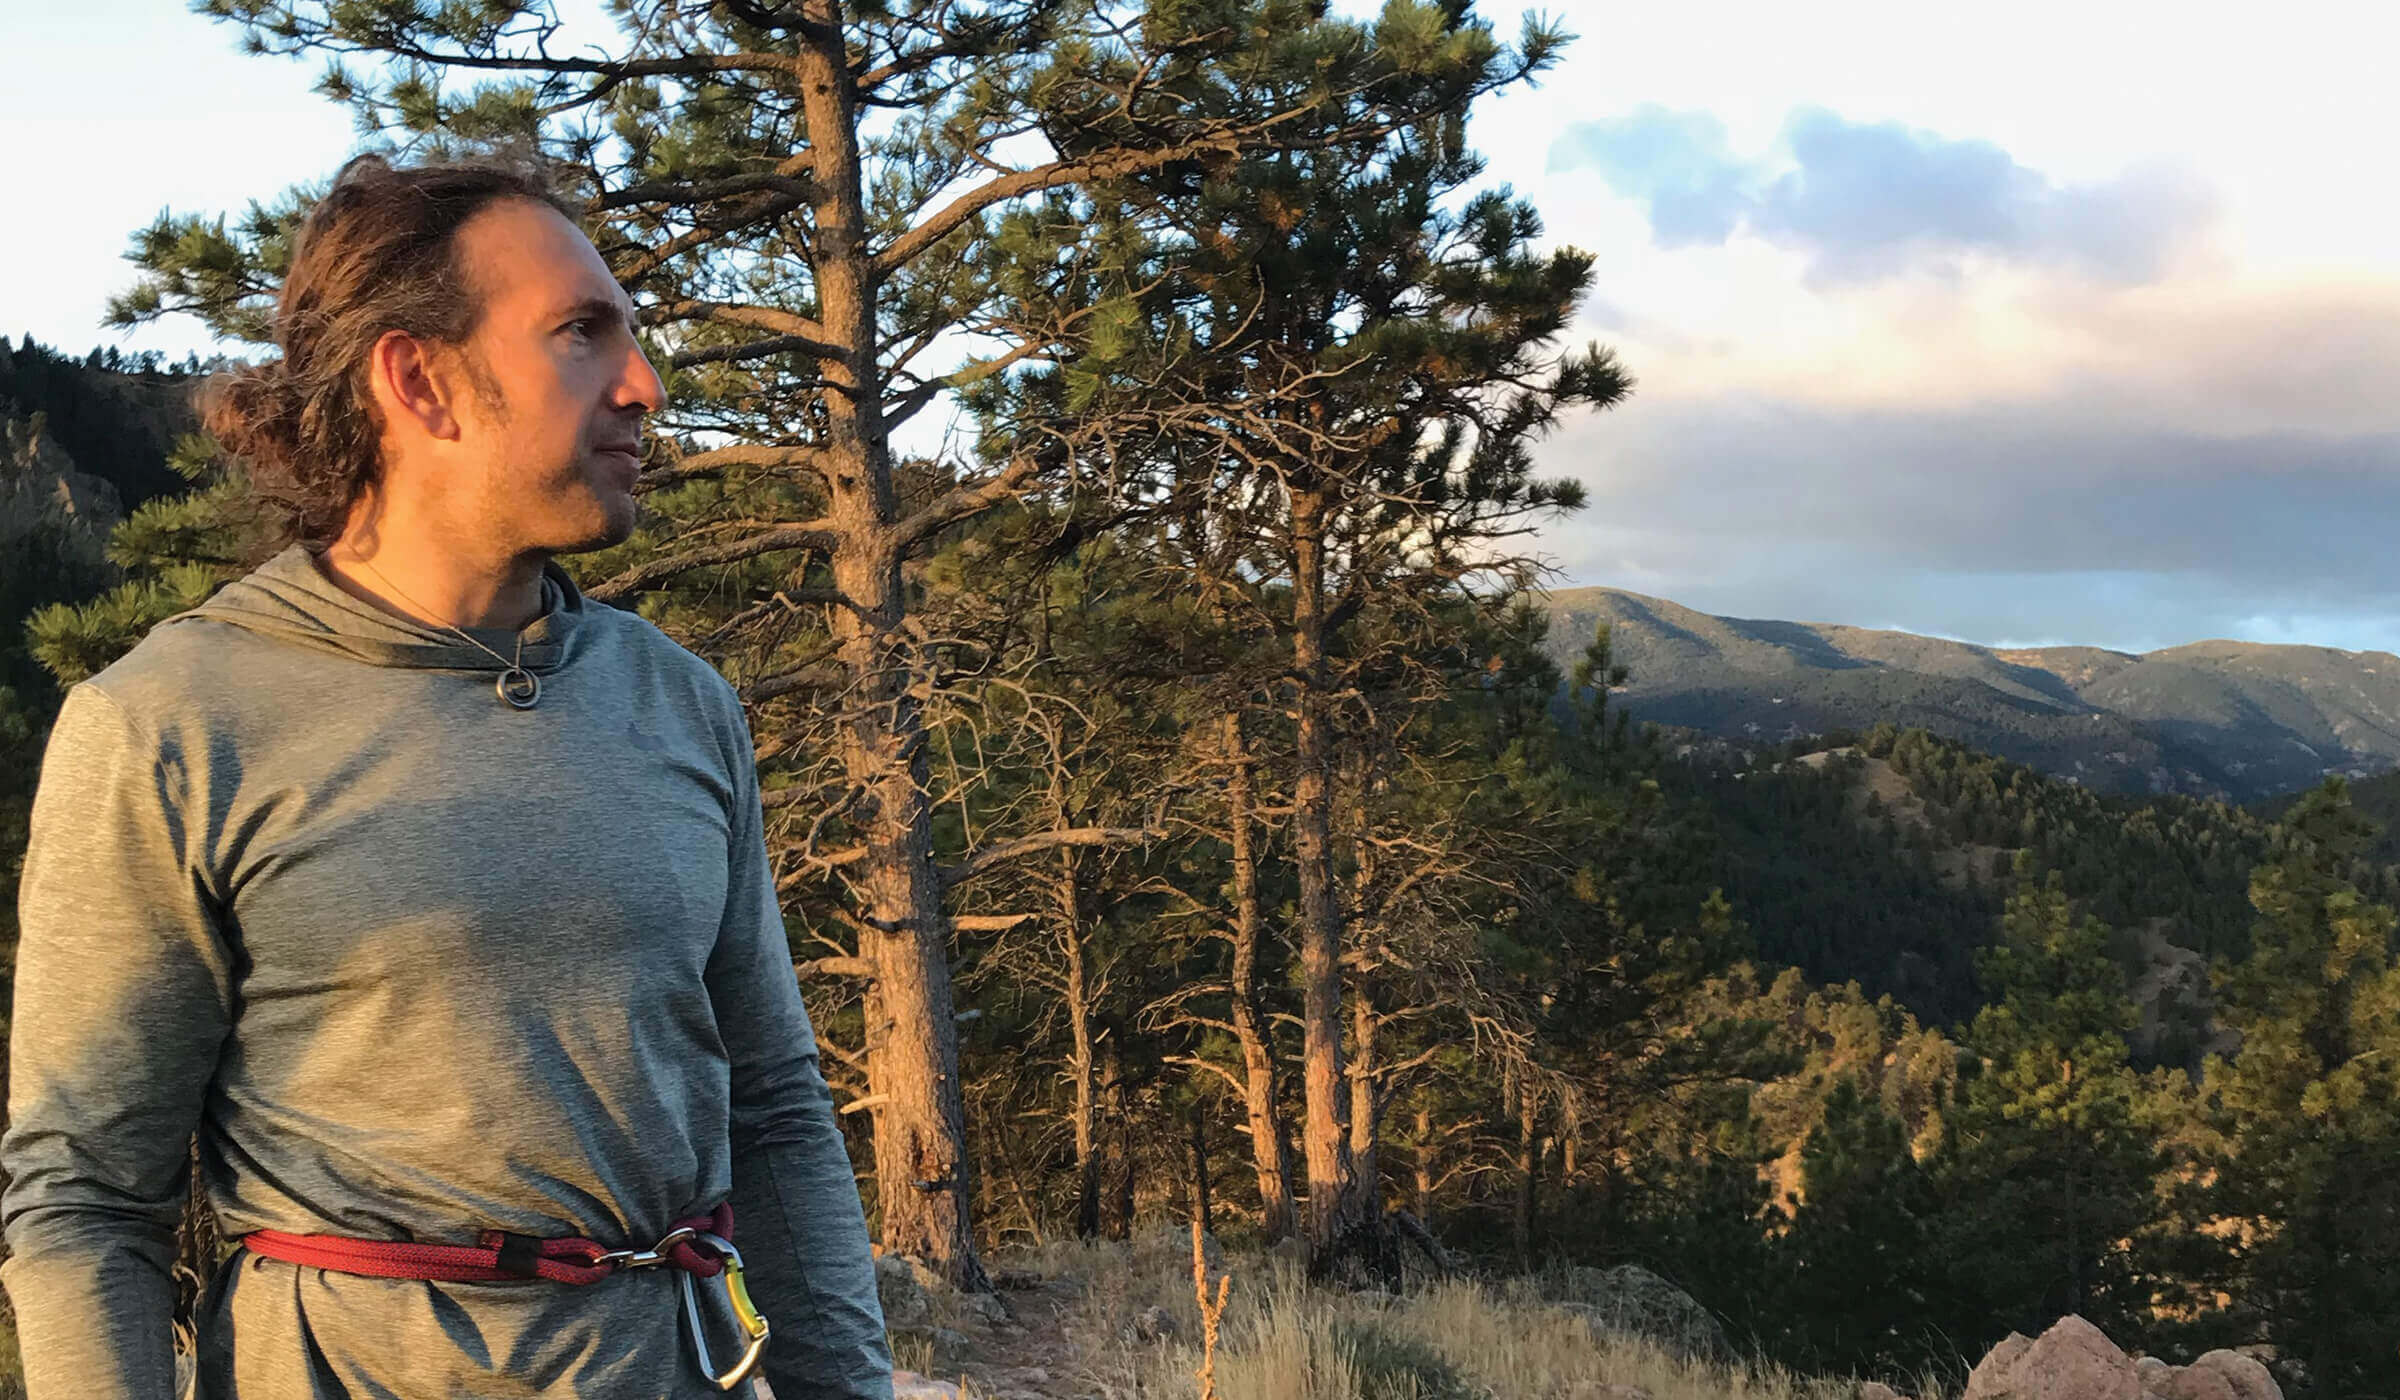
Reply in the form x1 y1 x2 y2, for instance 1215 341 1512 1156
4 1 2397 654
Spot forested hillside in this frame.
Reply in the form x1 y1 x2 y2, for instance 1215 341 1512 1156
0 338 204 1019
4 2 2397 1396
1545 586 2400 802
11 393 2396 1387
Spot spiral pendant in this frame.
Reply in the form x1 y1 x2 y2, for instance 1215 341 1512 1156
497 667 541 710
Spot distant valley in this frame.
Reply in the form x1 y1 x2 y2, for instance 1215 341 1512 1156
1540 586 2400 802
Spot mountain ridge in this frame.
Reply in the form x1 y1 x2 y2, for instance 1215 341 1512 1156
1539 585 2400 802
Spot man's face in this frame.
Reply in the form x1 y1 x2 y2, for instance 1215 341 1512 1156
441 198 664 556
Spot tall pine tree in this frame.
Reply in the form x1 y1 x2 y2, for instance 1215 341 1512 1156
1936 863 2162 1350
2181 782 2400 1396
97 0 1560 1286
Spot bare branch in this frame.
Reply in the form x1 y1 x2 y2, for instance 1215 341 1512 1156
636 442 831 491
644 300 843 360
598 170 818 212
952 913 1041 931
586 522 842 602
938 826 1160 891
892 454 1041 548
883 336 1054 433
1165 1055 1247 1094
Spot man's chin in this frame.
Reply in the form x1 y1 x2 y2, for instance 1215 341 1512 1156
546 498 640 556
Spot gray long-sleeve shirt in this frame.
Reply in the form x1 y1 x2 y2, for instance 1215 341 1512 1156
1 543 892 1399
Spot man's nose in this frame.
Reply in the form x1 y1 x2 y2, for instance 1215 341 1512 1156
616 339 666 414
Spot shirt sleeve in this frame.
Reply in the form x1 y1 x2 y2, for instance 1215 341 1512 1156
2 682 234 1400
703 687 893 1400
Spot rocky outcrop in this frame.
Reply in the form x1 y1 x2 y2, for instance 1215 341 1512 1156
2 411 124 536
2179 1352 2278 1400
1963 1317 2282 1400
1964 1316 2138 1400
875 1252 934 1328
1547 1264 1733 1365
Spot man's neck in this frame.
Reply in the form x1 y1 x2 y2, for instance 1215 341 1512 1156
315 532 550 633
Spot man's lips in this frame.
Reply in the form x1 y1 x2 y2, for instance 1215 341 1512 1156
594 446 642 496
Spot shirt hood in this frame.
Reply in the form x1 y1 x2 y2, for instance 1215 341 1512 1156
157 542 595 673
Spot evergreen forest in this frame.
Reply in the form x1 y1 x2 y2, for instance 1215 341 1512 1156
3 2 2397 1395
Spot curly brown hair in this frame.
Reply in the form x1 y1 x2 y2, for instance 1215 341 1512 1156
203 153 577 553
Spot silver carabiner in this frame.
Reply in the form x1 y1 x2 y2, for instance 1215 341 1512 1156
678 1232 771 1390
593 1225 698 1272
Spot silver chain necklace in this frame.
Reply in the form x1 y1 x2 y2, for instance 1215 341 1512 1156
355 557 543 710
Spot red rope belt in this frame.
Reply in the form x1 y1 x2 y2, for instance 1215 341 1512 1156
241 1203 770 1389
240 1202 735 1285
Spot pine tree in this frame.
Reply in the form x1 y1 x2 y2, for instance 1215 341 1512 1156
1935 861 2163 1349
1779 1076 1946 1378
105 0 1559 1286
973 37 1627 1258
2181 782 2400 1395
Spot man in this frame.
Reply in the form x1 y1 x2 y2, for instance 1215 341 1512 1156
1 155 893 1398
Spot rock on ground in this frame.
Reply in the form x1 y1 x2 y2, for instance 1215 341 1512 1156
2138 1347 2285 1400
1548 1264 1734 1365
1963 1315 2138 1400
2185 1352 2278 1400
2157 1367 2238 1400
1962 1316 2285 1400
875 1253 932 1329
1120 1303 1180 1344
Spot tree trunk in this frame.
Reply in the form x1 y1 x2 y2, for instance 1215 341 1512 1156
798 15 982 1287
1062 855 1101 1240
1349 984 1382 1228
984 1109 1050 1248
1189 1099 1214 1235
1290 485 1359 1250
1222 711 1297 1240
1559 1089 1579 1183
1513 1079 1542 1270
1104 1032 1135 1241
1344 752 1381 1233
1412 1102 1434 1223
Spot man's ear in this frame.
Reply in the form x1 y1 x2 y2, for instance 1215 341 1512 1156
365 329 462 443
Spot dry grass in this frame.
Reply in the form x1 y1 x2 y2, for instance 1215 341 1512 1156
0 1231 1954 1400
991 1229 1943 1400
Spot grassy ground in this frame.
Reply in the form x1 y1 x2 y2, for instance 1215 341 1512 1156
0 1231 1943 1400
889 1230 1941 1400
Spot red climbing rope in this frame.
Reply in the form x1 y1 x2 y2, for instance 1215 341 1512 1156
240 1202 733 1285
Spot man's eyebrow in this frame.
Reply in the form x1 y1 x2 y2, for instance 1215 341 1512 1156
554 296 637 331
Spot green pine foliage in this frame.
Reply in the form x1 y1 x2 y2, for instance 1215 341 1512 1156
1674 746 1994 1023
1778 1076 1949 1377
1933 863 2165 1350
13 372 2397 1389
2168 782 2400 1396
5 6 2397 1387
